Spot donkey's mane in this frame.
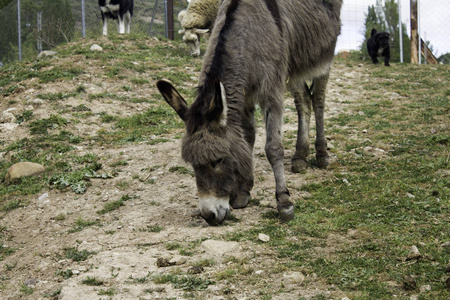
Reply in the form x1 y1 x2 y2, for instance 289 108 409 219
186 0 240 134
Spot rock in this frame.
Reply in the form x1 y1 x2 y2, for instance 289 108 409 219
24 278 38 287
419 285 431 292
156 257 175 267
27 98 44 106
201 240 239 257
5 162 45 184
38 193 49 201
1 108 17 123
406 245 421 261
90 44 103 51
37 50 57 59
258 233 270 242
283 271 305 284
187 266 204 274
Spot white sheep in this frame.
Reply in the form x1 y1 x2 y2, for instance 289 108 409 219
178 0 220 57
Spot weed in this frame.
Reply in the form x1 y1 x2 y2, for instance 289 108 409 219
151 273 214 291
19 283 34 295
64 247 96 262
82 276 104 286
97 200 124 215
98 288 116 296
67 218 101 233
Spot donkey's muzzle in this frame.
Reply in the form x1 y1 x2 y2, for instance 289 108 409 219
199 196 230 225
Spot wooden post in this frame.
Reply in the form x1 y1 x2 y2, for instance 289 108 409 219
410 0 419 63
167 0 174 40
420 38 438 64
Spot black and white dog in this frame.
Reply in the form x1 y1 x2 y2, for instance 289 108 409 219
99 0 134 36
367 28 390 66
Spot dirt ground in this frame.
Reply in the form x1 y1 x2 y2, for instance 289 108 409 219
0 39 384 299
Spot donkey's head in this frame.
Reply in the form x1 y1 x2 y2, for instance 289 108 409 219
157 80 253 225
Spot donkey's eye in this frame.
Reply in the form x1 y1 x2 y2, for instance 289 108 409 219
211 158 224 169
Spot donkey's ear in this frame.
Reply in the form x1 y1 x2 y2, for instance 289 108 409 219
207 81 227 126
156 80 188 122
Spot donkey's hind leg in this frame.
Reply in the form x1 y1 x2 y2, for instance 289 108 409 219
290 80 313 173
312 73 330 169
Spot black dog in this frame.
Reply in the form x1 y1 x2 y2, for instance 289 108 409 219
367 28 390 66
99 0 134 36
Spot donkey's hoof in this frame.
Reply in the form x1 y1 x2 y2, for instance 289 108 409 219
291 159 307 173
278 205 295 222
230 192 250 209
316 155 330 169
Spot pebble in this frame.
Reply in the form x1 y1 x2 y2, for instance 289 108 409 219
258 233 270 242
90 44 103 51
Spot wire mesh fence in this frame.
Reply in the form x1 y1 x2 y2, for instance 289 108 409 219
0 0 449 67
0 0 187 66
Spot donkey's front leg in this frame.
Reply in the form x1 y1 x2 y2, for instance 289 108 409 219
264 101 294 222
312 74 330 169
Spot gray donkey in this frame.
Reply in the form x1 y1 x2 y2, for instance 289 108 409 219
157 0 342 225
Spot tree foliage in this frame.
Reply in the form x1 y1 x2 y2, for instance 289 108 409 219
361 0 411 63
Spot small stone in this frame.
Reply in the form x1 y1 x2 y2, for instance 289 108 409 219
283 272 305 284
254 270 264 275
38 193 49 201
24 278 38 287
187 266 204 274
156 257 176 267
419 285 431 292
362 129 368 133
406 193 415 199
90 44 103 51
406 245 421 260
37 50 57 59
258 233 270 242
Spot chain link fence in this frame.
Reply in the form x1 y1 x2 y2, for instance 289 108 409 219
415 0 450 64
1 0 448 67
337 0 449 64
0 0 188 66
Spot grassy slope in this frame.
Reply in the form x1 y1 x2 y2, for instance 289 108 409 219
0 35 449 299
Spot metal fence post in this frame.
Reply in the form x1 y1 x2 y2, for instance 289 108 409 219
82 0 86 38
398 0 403 63
17 0 21 61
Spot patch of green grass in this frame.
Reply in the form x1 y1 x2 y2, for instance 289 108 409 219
98 288 116 296
64 247 96 262
139 225 163 232
19 283 34 295
82 276 104 286
96 200 124 215
67 218 101 233
152 273 214 291
169 166 193 176
29 115 68 135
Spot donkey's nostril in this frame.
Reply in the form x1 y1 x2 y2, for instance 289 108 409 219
202 211 216 224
